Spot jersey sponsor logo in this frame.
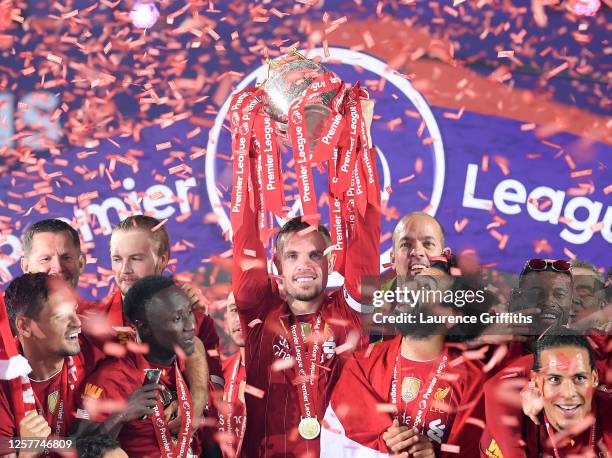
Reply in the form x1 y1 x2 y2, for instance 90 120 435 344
427 418 446 444
485 438 504 458
401 377 421 403
322 340 336 359
83 383 103 400
47 390 58 415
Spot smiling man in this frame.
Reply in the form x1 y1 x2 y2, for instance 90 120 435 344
20 219 85 288
0 274 104 457
390 212 450 277
78 276 199 458
481 329 611 457
232 207 380 457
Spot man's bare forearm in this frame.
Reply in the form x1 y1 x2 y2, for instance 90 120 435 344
185 336 209 417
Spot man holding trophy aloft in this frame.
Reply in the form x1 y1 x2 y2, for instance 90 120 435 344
230 50 381 457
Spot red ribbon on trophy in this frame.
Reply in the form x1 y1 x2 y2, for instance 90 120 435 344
228 50 378 273
229 89 260 229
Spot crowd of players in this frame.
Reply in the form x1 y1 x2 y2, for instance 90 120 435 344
0 208 609 458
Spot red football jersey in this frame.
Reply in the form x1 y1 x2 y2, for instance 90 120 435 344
0 335 104 454
480 389 612 458
232 170 380 457
324 336 485 457
396 353 466 451
79 352 196 458
481 330 611 458
218 351 246 457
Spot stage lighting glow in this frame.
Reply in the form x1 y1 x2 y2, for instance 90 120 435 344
129 1 159 29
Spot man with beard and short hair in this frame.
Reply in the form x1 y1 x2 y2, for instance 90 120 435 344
20 219 85 289
0 274 105 456
78 276 198 458
481 329 611 457
232 206 380 457
512 259 574 336
321 266 485 457
216 292 246 458
481 259 611 458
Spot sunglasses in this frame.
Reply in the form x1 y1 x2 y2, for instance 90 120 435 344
523 258 571 273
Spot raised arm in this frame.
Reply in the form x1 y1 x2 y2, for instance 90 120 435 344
184 337 209 426
231 157 275 322
343 100 381 310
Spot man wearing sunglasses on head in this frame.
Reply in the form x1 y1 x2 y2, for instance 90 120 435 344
481 258 610 458
512 258 574 335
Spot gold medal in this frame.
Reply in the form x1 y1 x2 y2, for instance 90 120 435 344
298 417 320 440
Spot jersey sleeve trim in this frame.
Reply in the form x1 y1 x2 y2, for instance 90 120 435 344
343 286 374 314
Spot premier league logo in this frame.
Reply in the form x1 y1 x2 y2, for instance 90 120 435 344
206 47 446 284
291 110 304 125
239 122 250 136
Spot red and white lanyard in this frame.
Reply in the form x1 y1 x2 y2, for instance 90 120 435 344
290 315 324 422
390 352 448 431
223 357 246 453
544 415 596 458
151 363 193 458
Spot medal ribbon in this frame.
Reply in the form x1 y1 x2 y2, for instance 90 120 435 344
151 363 193 458
290 315 323 423
543 414 596 458
32 354 81 438
220 356 246 455
390 352 448 431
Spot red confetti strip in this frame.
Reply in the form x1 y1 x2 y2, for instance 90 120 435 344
563 247 576 260
454 218 469 233
244 384 265 399
272 358 295 372
151 219 168 232
570 169 592 178
376 403 397 413
440 444 460 454
248 319 263 328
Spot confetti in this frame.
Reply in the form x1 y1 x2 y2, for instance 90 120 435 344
272 358 295 372
440 444 460 454
454 218 469 233
375 403 397 413
244 384 265 399
248 319 263 328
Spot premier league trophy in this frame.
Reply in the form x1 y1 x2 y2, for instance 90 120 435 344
260 51 343 151
229 47 377 274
